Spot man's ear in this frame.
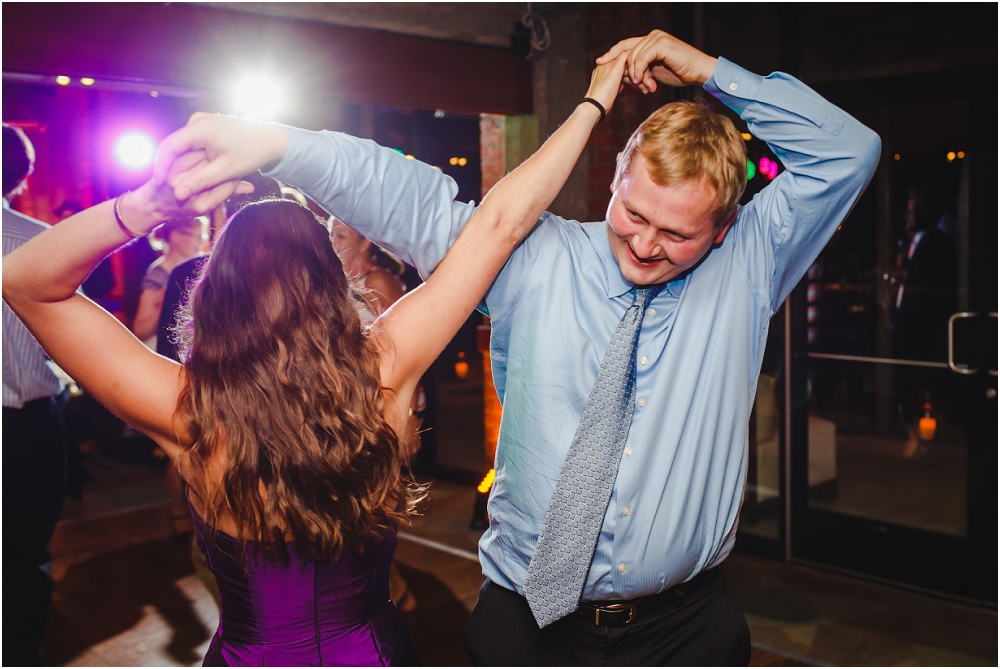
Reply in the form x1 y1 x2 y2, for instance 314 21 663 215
610 152 624 194
712 209 738 245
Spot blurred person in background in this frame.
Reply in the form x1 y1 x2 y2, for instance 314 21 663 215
132 216 208 348
59 199 117 308
2 122 70 666
331 218 406 310
893 186 959 457
54 199 83 222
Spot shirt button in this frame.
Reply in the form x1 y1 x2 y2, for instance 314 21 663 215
622 507 630 516
624 447 632 456
637 398 646 407
647 308 655 316
618 563 627 573
639 356 647 365
729 82 738 91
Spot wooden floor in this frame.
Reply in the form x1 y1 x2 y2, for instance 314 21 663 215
42 456 996 666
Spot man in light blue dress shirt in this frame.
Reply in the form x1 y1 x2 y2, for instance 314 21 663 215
158 29 880 665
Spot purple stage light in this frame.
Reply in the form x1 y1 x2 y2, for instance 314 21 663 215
115 132 155 170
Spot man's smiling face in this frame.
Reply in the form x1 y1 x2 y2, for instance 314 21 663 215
606 155 734 286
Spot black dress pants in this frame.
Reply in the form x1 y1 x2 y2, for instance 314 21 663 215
3 396 68 666
464 573 750 666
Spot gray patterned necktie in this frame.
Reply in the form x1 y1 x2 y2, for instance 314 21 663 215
523 285 664 628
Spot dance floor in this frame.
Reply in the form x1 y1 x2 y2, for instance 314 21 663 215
45 455 996 666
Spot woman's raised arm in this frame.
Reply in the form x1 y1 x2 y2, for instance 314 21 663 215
1 159 247 455
375 53 629 407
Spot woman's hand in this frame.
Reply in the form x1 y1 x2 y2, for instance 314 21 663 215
119 149 254 236
584 51 629 115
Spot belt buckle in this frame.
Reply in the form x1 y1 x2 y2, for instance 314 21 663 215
594 602 637 626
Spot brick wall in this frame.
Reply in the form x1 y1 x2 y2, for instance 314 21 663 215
582 4 686 222
479 113 505 198
477 112 505 464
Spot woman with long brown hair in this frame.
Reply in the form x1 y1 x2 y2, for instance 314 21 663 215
3 55 627 665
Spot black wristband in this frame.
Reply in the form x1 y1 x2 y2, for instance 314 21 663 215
578 97 607 124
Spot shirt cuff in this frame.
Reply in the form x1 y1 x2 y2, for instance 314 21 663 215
261 125 320 185
703 57 763 116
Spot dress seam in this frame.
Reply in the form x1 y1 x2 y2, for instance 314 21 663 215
366 616 389 666
314 561 324 665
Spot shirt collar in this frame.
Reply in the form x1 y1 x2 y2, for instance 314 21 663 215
583 221 683 300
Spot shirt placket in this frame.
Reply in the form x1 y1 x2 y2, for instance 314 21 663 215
609 290 675 595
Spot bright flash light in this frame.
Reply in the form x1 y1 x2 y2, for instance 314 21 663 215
80 77 95 86
233 76 284 119
115 132 155 170
56 75 71 86
740 132 752 141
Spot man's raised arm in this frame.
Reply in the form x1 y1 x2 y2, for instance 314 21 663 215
602 30 881 310
156 115 473 278
703 58 881 309
265 128 473 278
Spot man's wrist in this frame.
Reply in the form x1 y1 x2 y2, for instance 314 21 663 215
261 123 289 172
695 56 719 86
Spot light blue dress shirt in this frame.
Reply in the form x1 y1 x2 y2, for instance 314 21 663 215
268 58 881 600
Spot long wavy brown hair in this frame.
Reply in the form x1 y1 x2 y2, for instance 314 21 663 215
173 198 413 564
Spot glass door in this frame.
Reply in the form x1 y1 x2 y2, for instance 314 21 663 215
790 83 997 602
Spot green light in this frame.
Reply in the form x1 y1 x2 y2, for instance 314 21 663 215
746 159 756 180
393 148 405 155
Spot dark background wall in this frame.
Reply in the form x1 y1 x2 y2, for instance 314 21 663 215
4 3 995 222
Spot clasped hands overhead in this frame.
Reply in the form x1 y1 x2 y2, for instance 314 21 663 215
148 29 716 214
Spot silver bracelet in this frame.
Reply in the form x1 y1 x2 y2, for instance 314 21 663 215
113 193 145 239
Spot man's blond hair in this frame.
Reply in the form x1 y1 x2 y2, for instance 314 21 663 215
614 101 747 228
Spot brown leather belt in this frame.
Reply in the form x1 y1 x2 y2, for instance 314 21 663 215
575 566 722 626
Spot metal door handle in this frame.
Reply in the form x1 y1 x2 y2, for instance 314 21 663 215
948 312 998 376
992 312 998 378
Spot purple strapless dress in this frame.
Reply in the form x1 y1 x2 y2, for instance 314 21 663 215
193 514 420 666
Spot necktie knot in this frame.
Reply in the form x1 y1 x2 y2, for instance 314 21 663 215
633 284 665 311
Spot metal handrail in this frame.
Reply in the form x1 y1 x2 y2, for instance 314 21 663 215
807 353 950 369
989 312 998 377
810 312 997 377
